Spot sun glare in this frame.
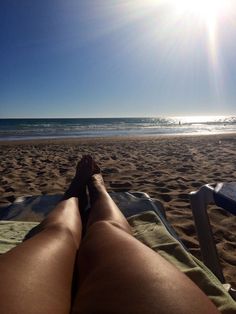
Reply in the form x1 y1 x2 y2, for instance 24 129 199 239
102 0 234 97
170 0 229 46
166 0 232 94
174 0 226 20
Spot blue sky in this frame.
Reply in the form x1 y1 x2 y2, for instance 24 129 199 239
0 0 236 118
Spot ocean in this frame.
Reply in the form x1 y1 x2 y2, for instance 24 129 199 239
0 116 236 141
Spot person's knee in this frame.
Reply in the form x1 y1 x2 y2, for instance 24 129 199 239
37 221 80 248
79 220 126 257
83 220 118 245
87 219 132 236
78 220 133 264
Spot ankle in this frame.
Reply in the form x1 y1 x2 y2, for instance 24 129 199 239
88 181 107 204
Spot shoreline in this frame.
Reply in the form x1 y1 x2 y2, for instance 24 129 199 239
0 133 236 286
0 132 236 146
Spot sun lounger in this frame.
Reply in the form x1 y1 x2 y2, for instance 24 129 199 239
190 182 236 301
0 192 235 312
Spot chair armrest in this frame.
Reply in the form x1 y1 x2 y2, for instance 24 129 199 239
214 183 236 215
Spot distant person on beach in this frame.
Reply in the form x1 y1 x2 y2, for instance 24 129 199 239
0 155 219 314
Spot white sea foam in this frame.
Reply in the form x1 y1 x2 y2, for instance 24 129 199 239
0 116 235 141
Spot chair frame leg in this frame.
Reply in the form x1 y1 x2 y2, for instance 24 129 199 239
189 185 225 283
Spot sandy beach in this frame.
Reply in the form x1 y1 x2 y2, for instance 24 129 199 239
0 134 236 286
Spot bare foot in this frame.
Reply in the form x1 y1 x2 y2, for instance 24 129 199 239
63 155 93 200
74 155 95 186
87 159 107 205
24 156 93 241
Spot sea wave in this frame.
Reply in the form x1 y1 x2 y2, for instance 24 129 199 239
0 116 236 141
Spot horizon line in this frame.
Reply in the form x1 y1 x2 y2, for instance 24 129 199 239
0 114 235 119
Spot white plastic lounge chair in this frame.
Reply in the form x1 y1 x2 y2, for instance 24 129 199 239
190 182 236 300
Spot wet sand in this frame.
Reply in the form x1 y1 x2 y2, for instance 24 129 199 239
0 134 236 286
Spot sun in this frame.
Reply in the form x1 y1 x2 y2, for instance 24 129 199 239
168 0 231 38
168 0 231 69
174 0 226 20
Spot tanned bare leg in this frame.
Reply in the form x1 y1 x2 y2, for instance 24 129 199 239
72 157 219 314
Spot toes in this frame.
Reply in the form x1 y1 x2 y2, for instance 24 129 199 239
86 155 93 168
92 161 101 174
76 155 101 177
77 155 91 168
82 155 90 164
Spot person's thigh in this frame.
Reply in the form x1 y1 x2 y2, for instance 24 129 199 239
72 221 218 314
0 225 78 314
0 198 81 314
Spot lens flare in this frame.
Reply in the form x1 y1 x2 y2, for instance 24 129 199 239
88 0 235 99
150 0 233 96
174 0 226 20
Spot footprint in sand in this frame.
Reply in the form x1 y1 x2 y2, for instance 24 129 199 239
4 187 15 193
111 155 118 160
110 182 132 189
103 167 120 174
158 193 172 202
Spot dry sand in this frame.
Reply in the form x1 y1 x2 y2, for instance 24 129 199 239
0 134 236 286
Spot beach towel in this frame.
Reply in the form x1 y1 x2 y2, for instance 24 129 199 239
0 193 235 312
128 211 236 314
